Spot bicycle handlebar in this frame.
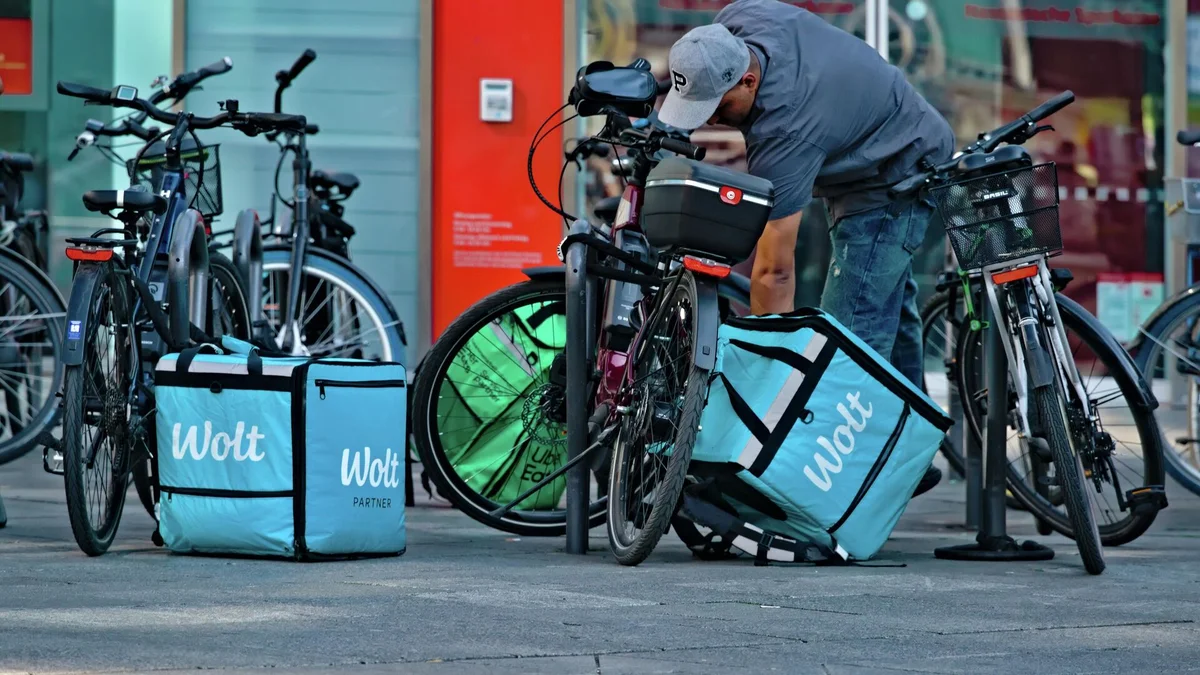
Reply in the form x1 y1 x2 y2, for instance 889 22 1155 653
660 136 705 160
888 90 1075 198
0 151 33 172
281 49 316 85
1179 130 1200 146
160 57 232 104
58 82 307 134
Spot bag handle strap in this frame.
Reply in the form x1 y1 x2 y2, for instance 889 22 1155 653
727 338 818 375
176 343 223 373
716 372 771 445
680 493 838 566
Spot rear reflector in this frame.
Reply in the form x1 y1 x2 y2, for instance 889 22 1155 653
65 247 114 262
682 255 732 279
991 265 1038 285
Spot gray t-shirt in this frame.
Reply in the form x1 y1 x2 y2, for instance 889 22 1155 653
716 0 955 221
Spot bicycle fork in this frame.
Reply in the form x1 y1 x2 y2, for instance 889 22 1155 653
981 258 1091 446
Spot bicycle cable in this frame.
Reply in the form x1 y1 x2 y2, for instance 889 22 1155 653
528 104 578 222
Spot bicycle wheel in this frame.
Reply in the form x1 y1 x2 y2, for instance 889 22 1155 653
261 249 405 363
61 263 132 556
1131 292 1200 496
958 293 1164 547
207 251 252 341
413 273 752 537
0 253 66 466
1032 380 1105 574
919 289 965 477
607 271 704 566
413 278 604 536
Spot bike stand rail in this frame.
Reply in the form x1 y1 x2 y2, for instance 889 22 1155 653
935 299 1054 562
564 219 594 555
0 489 7 528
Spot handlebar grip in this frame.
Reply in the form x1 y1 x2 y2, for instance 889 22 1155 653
1026 90 1074 123
287 49 317 82
198 56 233 79
660 137 705 161
1178 130 1200 146
305 123 320 136
888 172 929 198
0 152 34 172
57 81 111 103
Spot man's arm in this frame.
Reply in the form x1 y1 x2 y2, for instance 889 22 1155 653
750 211 802 315
742 133 824 316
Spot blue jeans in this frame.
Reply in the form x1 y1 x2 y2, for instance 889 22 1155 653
819 197 934 388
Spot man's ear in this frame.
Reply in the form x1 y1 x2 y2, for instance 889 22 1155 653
743 72 758 91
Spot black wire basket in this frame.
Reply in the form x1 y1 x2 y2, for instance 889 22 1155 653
930 162 1062 272
126 138 223 219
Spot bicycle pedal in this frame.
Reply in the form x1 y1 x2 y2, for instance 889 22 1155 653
1125 485 1168 516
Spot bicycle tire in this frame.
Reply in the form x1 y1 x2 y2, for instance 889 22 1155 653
62 263 131 556
919 289 966 477
957 293 1164 546
413 273 753 537
1131 291 1200 496
0 252 66 467
413 278 606 536
1033 383 1105 574
607 271 703 566
261 248 406 364
207 251 252 341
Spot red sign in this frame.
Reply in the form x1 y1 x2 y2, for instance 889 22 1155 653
0 18 32 95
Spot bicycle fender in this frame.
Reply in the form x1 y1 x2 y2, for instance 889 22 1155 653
263 244 408 347
692 275 722 372
1056 292 1158 411
521 265 566 282
62 264 106 367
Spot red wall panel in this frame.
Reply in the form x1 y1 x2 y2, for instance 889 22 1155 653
431 1 566 339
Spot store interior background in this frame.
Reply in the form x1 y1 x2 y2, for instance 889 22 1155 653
582 0 1176 343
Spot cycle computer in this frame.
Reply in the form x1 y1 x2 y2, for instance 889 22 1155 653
112 85 138 102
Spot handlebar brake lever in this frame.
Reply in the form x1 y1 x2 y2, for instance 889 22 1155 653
1032 124 1054 135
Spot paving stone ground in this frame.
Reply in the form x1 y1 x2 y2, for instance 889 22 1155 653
3 455 1200 674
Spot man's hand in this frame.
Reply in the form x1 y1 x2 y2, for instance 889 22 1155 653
750 211 803 315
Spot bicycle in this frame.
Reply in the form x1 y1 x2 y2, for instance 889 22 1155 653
0 150 68 468
894 90 1170 574
410 97 754 541
49 61 255 520
53 80 308 555
216 49 406 363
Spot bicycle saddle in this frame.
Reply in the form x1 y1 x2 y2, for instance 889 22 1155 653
954 145 1032 177
82 189 168 215
593 195 620 224
311 169 360 195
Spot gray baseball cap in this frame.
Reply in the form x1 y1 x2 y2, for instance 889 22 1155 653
658 23 750 131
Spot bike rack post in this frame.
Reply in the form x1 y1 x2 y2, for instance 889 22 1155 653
0 490 7 528
167 209 211 348
962 396 982 530
232 209 265 335
935 298 1054 562
564 219 592 555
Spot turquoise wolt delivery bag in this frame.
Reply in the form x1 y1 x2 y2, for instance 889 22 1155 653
153 338 408 560
686 309 952 562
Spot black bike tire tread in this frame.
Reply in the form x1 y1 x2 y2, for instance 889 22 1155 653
412 278 605 537
918 289 966 476
1034 384 1106 575
607 272 702 566
1130 292 1200 496
955 300 1163 546
62 265 129 556
0 256 67 466
207 251 253 341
